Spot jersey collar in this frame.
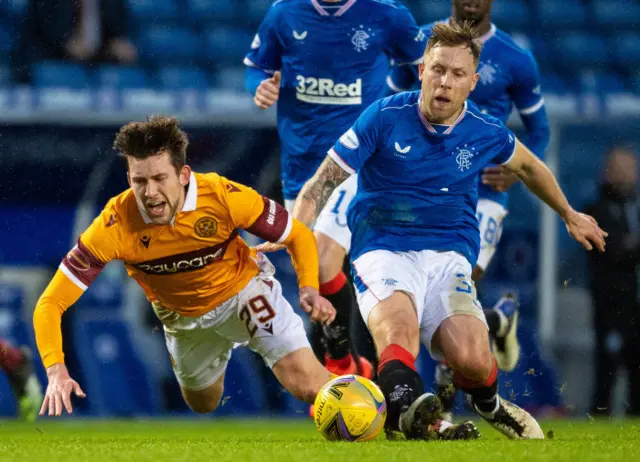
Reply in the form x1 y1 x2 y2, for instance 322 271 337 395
310 0 357 17
137 172 198 224
417 94 467 136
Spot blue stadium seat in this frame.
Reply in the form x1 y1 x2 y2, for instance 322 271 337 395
492 0 530 31
73 315 162 416
0 59 11 85
415 0 451 24
0 22 15 57
614 33 640 69
579 71 628 94
138 25 201 64
76 274 124 309
203 27 253 64
214 348 269 416
0 283 23 312
186 0 239 22
536 0 587 27
1 0 28 18
592 0 640 27
212 66 246 91
540 73 571 94
127 0 178 21
553 33 607 68
247 0 271 25
157 65 210 89
96 66 147 89
631 73 640 94
32 61 91 88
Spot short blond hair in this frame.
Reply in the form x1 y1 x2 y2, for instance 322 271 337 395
425 21 483 65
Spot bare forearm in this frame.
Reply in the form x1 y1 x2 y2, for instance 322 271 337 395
292 156 350 227
515 157 571 220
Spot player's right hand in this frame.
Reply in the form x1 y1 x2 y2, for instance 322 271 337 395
40 363 86 417
299 286 336 325
254 71 281 109
564 209 608 252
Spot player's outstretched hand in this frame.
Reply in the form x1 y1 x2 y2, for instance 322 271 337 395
299 286 336 325
254 242 286 253
40 363 86 417
254 71 281 109
564 209 608 252
482 166 519 192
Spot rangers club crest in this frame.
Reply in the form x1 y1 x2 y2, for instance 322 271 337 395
477 60 498 85
349 26 374 52
454 145 477 172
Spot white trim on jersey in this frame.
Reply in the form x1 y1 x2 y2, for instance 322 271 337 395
500 142 518 166
519 98 545 116
243 57 279 74
59 263 88 291
465 109 502 129
328 148 356 175
276 213 293 244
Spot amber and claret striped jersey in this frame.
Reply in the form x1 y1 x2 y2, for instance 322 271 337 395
60 172 315 316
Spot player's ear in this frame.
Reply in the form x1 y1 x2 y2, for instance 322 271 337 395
418 63 424 81
179 165 192 186
470 72 479 92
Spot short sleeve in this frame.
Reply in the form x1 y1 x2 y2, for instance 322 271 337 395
243 4 283 72
509 51 545 116
328 100 382 174
60 202 122 290
385 4 426 65
492 125 517 165
221 178 292 243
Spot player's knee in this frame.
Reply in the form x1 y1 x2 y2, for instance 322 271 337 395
446 347 493 383
182 381 224 414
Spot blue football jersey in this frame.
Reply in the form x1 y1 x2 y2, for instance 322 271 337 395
387 23 547 207
244 0 426 200
329 91 516 266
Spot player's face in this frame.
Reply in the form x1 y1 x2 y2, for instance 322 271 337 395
453 0 493 24
419 44 479 124
127 151 191 225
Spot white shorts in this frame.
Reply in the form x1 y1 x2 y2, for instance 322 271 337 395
352 249 487 360
475 199 508 271
154 257 310 391
313 175 357 253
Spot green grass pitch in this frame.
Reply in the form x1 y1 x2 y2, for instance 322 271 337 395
1 418 639 462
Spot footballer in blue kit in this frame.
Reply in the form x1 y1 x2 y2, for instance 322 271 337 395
290 22 606 440
245 0 428 388
385 0 551 419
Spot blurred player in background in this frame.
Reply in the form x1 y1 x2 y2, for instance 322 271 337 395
383 0 550 418
290 22 605 440
33 116 337 417
0 340 42 421
244 0 426 379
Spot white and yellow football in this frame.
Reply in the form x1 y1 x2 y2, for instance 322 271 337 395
314 374 387 442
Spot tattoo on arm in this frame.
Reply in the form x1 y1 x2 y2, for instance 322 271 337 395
300 157 351 221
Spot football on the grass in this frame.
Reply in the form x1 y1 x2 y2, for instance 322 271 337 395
314 374 387 442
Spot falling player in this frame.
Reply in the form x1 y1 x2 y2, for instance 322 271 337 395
244 0 426 379
289 22 606 439
386 0 551 419
33 116 337 416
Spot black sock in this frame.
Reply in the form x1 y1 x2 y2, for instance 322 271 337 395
378 360 424 431
309 322 326 363
321 281 356 359
461 379 499 415
484 309 501 338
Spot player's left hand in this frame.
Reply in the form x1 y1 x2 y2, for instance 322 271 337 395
482 166 519 192
254 242 286 253
299 286 336 325
564 209 608 252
